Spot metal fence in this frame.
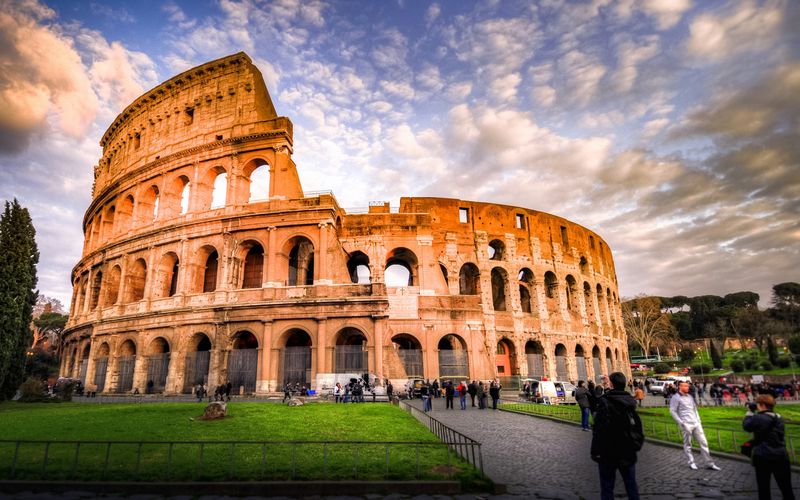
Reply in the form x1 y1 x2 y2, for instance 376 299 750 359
399 400 483 474
500 402 800 464
0 439 474 482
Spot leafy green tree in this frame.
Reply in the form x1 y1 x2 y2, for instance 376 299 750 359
32 311 68 352
678 348 695 362
771 282 800 329
767 335 779 365
0 199 39 400
789 336 800 355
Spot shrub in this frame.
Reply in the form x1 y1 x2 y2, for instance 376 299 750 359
777 355 792 368
794 354 800 365
761 361 774 371
679 348 695 362
744 357 760 370
18 378 48 402
789 336 800 355
709 341 723 369
691 363 713 374
654 362 671 374
729 360 745 373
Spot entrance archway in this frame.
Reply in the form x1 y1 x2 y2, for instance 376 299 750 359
592 345 602 381
496 338 516 377
146 337 170 393
575 344 588 382
282 329 312 386
438 334 469 379
183 333 211 393
525 340 545 379
116 340 136 393
555 344 568 381
228 331 258 394
391 334 423 378
94 343 110 392
335 328 368 373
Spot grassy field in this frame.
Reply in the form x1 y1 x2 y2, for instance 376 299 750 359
0 402 486 487
500 402 800 462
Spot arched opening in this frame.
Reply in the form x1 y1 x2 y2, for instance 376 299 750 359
164 175 191 216
491 267 508 311
89 215 101 248
554 344 568 380
104 265 121 306
525 340 545 379
203 250 219 293
146 337 170 393
282 329 312 386
575 344 588 382
458 263 480 295
439 263 449 289
125 259 147 302
228 331 258 394
116 340 136 393
241 243 264 289
544 271 558 310
247 161 270 202
518 268 534 313
385 247 418 287
117 195 134 234
137 185 159 222
438 334 469 379
615 348 621 371
89 271 103 310
347 251 371 284
94 342 110 392
565 275 579 316
155 252 180 298
335 328 368 373
391 334 423 378
583 282 593 321
579 256 589 274
102 206 115 243
210 172 228 209
487 239 505 260
288 237 314 286
607 287 615 323
596 284 607 324
605 347 613 375
183 333 211 393
496 338 517 378
592 345 602 380
75 277 86 315
79 344 90 384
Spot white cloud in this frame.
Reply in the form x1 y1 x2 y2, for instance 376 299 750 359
642 0 692 30
557 50 607 106
612 35 660 92
532 85 556 107
641 117 670 138
488 72 521 101
426 3 441 24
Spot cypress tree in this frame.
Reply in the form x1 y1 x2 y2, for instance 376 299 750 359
0 199 39 399
767 335 780 365
708 339 722 369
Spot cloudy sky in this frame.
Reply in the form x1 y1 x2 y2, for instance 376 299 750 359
1 0 798 308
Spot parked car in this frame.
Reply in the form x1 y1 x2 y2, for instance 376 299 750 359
648 380 670 395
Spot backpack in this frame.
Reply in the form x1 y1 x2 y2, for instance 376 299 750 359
607 398 645 452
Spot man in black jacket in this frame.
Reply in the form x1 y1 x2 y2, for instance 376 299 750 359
591 372 643 500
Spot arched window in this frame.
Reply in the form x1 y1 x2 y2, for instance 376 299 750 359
544 272 558 299
347 251 371 284
155 253 180 298
210 172 227 208
385 247 418 287
592 345 602 379
105 265 121 305
183 333 212 392
102 206 115 242
89 271 103 310
565 275 579 315
180 181 191 215
116 339 137 393
575 344 588 381
249 164 270 202
335 328 368 373
146 337 170 393
283 329 312 386
392 334 423 378
242 243 264 288
203 251 219 292
491 267 507 311
458 263 480 295
126 259 147 302
518 268 534 314
525 340 544 378
555 344 568 380
138 185 159 222
488 239 505 260
288 237 314 286
229 331 258 394
438 334 469 378
117 195 134 233
579 256 589 274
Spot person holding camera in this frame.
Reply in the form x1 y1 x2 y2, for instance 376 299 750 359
744 395 794 499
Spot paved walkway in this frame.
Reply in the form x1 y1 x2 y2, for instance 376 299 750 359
411 397 800 499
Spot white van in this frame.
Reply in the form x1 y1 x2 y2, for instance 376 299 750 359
528 380 576 405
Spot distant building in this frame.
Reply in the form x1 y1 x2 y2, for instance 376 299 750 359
60 53 629 395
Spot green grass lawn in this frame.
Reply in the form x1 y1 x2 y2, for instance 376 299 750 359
0 402 486 487
500 402 800 462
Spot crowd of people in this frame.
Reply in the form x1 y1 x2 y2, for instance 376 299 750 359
404 378 503 412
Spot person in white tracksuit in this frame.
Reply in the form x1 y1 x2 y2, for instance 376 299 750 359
670 381 721 470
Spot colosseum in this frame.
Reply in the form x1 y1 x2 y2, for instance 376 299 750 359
59 52 630 396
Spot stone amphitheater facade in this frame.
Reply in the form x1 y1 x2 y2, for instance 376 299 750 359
60 53 630 395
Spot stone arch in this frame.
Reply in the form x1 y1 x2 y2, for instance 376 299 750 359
385 247 418 287
554 343 569 380
437 334 469 379
125 258 147 302
104 265 122 306
89 214 102 248
592 345 603 380
347 250 371 284
518 268 535 314
544 271 559 313
116 194 134 234
439 263 450 290
525 340 545 378
285 235 315 286
74 275 87 315
228 330 258 394
93 342 110 392
335 327 368 373
575 344 588 382
605 347 614 375
116 339 137 393
192 245 219 293
391 333 423 378
137 185 159 223
615 348 621 371
579 256 589 274
565 275 579 316
496 337 518 377
183 332 212 392
198 166 227 210
145 337 171 393
153 252 180 298
89 270 103 310
488 239 505 260
242 158 270 203
102 205 116 243
606 287 615 323
458 263 480 295
583 281 593 320
240 240 265 289
282 328 312 386
491 267 508 311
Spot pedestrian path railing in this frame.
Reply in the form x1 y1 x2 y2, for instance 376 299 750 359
399 400 484 474
0 439 477 482
501 402 800 464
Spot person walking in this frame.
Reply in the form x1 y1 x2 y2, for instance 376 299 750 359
468 380 477 407
670 380 721 471
420 381 431 412
575 380 592 431
445 381 455 409
387 381 394 402
591 372 643 500
634 384 645 408
744 394 795 500
477 381 486 409
457 381 467 410
489 381 501 410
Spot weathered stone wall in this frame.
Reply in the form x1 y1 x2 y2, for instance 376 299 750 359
61 52 630 395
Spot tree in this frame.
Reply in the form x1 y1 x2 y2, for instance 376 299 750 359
32 311 68 352
622 295 674 357
771 282 800 329
708 339 722 369
0 199 39 400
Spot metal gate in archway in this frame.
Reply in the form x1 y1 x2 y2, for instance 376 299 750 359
228 349 258 394
94 357 108 392
79 359 88 385
183 351 211 392
146 353 170 393
527 354 544 379
576 357 588 381
555 355 568 380
593 357 602 379
117 356 135 393
283 346 312 386
398 349 423 378
438 350 469 378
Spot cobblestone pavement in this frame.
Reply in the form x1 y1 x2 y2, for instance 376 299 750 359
410 397 800 499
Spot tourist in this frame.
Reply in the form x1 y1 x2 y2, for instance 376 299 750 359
633 384 645 408
744 394 794 500
575 380 591 430
670 381 720 471
590 371 643 500
420 381 431 412
489 380 501 410
468 380 477 407
196 383 204 402
283 383 292 403
477 381 486 410
334 382 342 403
445 380 455 409
225 381 232 401
387 381 393 402
457 381 467 410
